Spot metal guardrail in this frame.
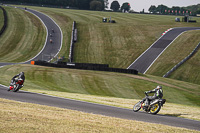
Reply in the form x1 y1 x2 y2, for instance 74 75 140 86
163 42 200 77
68 21 77 63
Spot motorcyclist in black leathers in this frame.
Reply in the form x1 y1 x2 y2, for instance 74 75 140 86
143 85 163 106
8 72 25 91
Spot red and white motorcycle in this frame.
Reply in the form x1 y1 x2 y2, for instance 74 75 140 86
8 78 24 92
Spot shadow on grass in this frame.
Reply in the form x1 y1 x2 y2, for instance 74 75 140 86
163 113 188 117
138 110 188 118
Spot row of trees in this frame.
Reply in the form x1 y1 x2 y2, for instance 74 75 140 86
148 4 200 16
109 1 200 15
110 1 130 12
2 0 109 10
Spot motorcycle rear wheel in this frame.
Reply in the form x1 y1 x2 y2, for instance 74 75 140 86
149 103 161 114
133 101 142 112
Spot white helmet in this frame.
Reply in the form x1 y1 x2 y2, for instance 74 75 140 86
157 85 162 89
20 72 24 75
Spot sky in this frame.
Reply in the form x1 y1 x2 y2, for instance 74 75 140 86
107 0 200 12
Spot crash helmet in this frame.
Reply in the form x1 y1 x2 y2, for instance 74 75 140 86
20 72 24 75
156 85 162 89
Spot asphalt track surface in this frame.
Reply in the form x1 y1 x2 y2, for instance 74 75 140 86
127 27 200 74
0 7 200 131
0 85 200 131
24 8 62 63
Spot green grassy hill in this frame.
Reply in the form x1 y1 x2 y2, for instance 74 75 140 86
25 6 200 85
0 5 199 99
0 6 46 62
0 6 200 126
29 6 200 69
0 5 199 91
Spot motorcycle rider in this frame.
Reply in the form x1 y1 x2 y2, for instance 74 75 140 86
8 72 25 91
143 85 163 106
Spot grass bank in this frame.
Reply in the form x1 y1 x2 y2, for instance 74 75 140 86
8 5 200 85
25 6 200 69
147 30 200 84
0 6 46 62
0 64 199 108
0 98 199 133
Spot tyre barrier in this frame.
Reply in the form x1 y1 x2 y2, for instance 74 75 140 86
32 61 138 75
0 6 7 36
163 42 200 78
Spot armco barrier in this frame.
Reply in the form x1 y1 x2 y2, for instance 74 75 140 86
0 6 7 36
33 61 138 75
163 42 200 77
68 21 77 63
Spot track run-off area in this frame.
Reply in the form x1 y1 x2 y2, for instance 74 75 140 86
0 6 200 131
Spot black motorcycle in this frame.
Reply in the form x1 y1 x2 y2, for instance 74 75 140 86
133 93 166 114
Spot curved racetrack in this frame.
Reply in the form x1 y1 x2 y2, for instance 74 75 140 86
0 6 62 65
0 6 200 131
127 27 200 74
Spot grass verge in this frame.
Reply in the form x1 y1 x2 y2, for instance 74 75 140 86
0 98 199 133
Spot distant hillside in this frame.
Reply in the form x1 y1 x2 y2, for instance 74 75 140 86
1 5 200 86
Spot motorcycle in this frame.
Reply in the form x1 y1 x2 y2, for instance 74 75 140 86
8 78 24 92
133 93 166 114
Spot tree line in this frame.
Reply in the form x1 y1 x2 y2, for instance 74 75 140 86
110 1 200 15
2 0 109 10
148 4 200 16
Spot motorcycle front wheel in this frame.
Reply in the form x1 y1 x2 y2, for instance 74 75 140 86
133 101 142 112
13 84 20 92
149 103 161 114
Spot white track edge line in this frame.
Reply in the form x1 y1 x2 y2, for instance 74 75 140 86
144 28 200 74
127 28 173 70
22 9 48 64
